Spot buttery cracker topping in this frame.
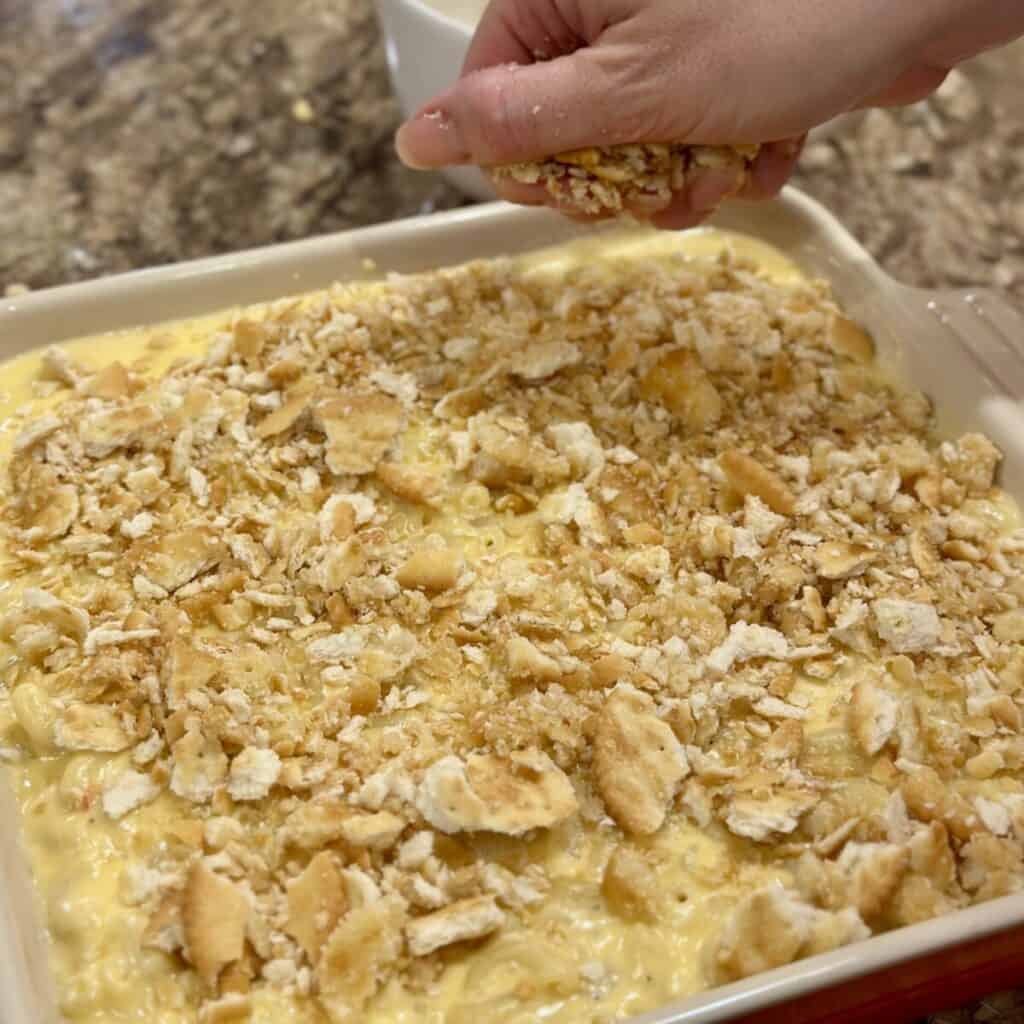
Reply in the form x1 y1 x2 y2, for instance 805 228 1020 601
493 143 760 216
3 233 1024 1023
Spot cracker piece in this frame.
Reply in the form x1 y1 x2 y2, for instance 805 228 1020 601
183 861 250 990
593 684 688 834
286 851 348 963
405 896 504 957
418 749 576 836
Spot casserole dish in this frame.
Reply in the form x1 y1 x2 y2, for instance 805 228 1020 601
1 189 1022 1024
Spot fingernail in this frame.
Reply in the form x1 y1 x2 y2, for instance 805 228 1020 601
395 106 467 169
688 167 744 212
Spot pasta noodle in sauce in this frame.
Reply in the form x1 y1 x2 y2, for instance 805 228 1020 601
1 229 1023 1024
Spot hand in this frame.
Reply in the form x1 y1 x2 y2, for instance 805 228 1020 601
396 0 1024 227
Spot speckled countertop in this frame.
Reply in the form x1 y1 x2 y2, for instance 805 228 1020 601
3 0 1023 304
1 0 461 290
1 1 1023 1021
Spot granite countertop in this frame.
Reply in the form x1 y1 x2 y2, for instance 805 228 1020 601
2 0 1023 303
1 2 1023 1021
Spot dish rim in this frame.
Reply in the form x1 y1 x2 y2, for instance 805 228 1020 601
1 188 1023 1024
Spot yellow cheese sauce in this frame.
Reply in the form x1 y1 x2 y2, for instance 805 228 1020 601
368 824 785 1024
0 228 1018 1024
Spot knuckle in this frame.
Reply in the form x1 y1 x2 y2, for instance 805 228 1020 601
590 50 696 142
457 72 533 164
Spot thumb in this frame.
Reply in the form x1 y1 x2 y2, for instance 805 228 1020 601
396 47 657 169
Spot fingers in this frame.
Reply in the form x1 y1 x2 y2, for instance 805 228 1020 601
396 48 646 169
491 157 770 232
736 137 806 200
463 0 590 73
397 0 629 170
649 143 803 231
489 173 630 222
650 164 745 231
490 177 550 206
396 55 586 169
650 205 710 232
689 164 746 210
488 163 737 228
394 0 807 225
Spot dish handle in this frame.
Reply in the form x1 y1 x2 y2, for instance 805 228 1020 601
903 285 1024 399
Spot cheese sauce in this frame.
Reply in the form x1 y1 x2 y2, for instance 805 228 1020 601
0 228 1018 1024
0 230 795 1023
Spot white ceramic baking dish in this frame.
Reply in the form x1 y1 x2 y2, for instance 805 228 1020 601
2 190 1023 1024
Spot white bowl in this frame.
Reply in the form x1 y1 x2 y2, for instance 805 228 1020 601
374 0 497 200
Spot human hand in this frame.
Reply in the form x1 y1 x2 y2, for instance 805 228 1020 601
396 0 1024 227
